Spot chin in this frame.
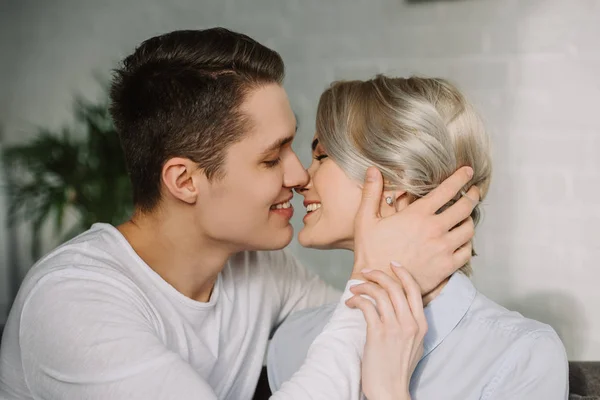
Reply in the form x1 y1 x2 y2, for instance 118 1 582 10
260 224 294 250
298 227 336 250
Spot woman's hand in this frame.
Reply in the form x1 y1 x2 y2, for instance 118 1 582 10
346 266 428 400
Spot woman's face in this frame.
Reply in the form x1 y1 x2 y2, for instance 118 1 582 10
297 136 363 250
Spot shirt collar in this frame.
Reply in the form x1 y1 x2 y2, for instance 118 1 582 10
421 272 476 359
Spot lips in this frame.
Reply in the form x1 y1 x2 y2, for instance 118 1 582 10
270 196 294 220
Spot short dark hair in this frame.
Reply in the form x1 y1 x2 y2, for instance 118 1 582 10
110 28 285 212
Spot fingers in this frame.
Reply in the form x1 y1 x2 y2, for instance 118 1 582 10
346 295 382 330
350 281 396 324
452 241 473 270
445 217 475 253
356 167 384 225
460 186 481 206
361 270 412 324
437 185 481 230
413 166 474 215
392 266 428 336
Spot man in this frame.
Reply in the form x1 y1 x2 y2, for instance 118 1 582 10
0 28 478 399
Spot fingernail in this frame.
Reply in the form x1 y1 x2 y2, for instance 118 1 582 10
466 167 474 179
366 168 377 182
390 261 401 268
361 269 373 274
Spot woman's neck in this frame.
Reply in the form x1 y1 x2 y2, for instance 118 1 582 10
422 277 449 306
348 244 449 307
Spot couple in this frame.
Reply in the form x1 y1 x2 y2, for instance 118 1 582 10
0 28 566 399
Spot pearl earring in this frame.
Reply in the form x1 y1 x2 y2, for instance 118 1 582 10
385 196 394 206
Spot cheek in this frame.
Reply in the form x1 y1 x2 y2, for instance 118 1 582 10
260 169 286 207
334 181 362 228
204 168 283 222
236 167 284 206
314 166 362 230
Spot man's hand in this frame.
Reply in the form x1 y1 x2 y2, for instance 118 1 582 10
351 166 480 294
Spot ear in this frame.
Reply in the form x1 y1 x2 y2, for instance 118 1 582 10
162 157 201 205
379 190 409 217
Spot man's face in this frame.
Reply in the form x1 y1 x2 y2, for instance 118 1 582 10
195 83 308 251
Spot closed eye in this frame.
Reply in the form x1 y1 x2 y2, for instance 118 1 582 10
314 154 328 161
264 158 282 168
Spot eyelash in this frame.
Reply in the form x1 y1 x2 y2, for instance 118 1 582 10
264 158 281 168
315 154 328 161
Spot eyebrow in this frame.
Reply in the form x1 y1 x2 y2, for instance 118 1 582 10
261 130 296 156
311 138 319 152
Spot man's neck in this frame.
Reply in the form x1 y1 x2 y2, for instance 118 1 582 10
117 209 234 303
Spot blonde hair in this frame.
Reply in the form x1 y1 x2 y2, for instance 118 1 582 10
316 75 492 276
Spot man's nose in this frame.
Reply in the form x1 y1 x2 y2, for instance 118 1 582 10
283 152 309 189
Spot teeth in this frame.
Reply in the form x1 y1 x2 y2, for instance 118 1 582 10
273 201 291 210
306 203 322 212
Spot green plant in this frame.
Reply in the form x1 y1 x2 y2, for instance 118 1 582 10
2 92 133 260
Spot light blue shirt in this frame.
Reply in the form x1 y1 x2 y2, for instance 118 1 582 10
267 273 569 399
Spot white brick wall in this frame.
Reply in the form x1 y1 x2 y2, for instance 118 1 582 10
1 0 599 360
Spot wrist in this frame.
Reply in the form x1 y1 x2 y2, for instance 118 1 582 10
351 262 396 282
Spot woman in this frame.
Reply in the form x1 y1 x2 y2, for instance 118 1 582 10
267 76 569 399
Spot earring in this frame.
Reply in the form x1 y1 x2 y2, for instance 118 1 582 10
385 196 394 206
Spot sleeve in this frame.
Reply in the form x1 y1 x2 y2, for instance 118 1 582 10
19 272 219 400
482 330 569 400
269 249 343 328
270 280 366 400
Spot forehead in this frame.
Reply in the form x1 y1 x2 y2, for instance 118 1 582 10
240 84 296 146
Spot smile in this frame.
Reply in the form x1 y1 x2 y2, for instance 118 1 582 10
305 203 322 213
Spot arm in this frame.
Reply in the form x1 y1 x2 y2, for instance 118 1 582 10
20 273 219 400
271 279 366 399
481 331 569 400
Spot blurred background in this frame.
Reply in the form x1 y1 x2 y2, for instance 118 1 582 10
0 0 599 361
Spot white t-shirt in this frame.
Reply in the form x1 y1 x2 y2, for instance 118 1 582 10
0 223 367 400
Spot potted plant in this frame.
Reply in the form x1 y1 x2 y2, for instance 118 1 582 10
2 91 133 302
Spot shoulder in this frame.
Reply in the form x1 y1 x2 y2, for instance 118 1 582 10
482 326 568 398
22 223 136 285
465 293 568 395
15 225 154 327
466 291 561 343
17 265 149 336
